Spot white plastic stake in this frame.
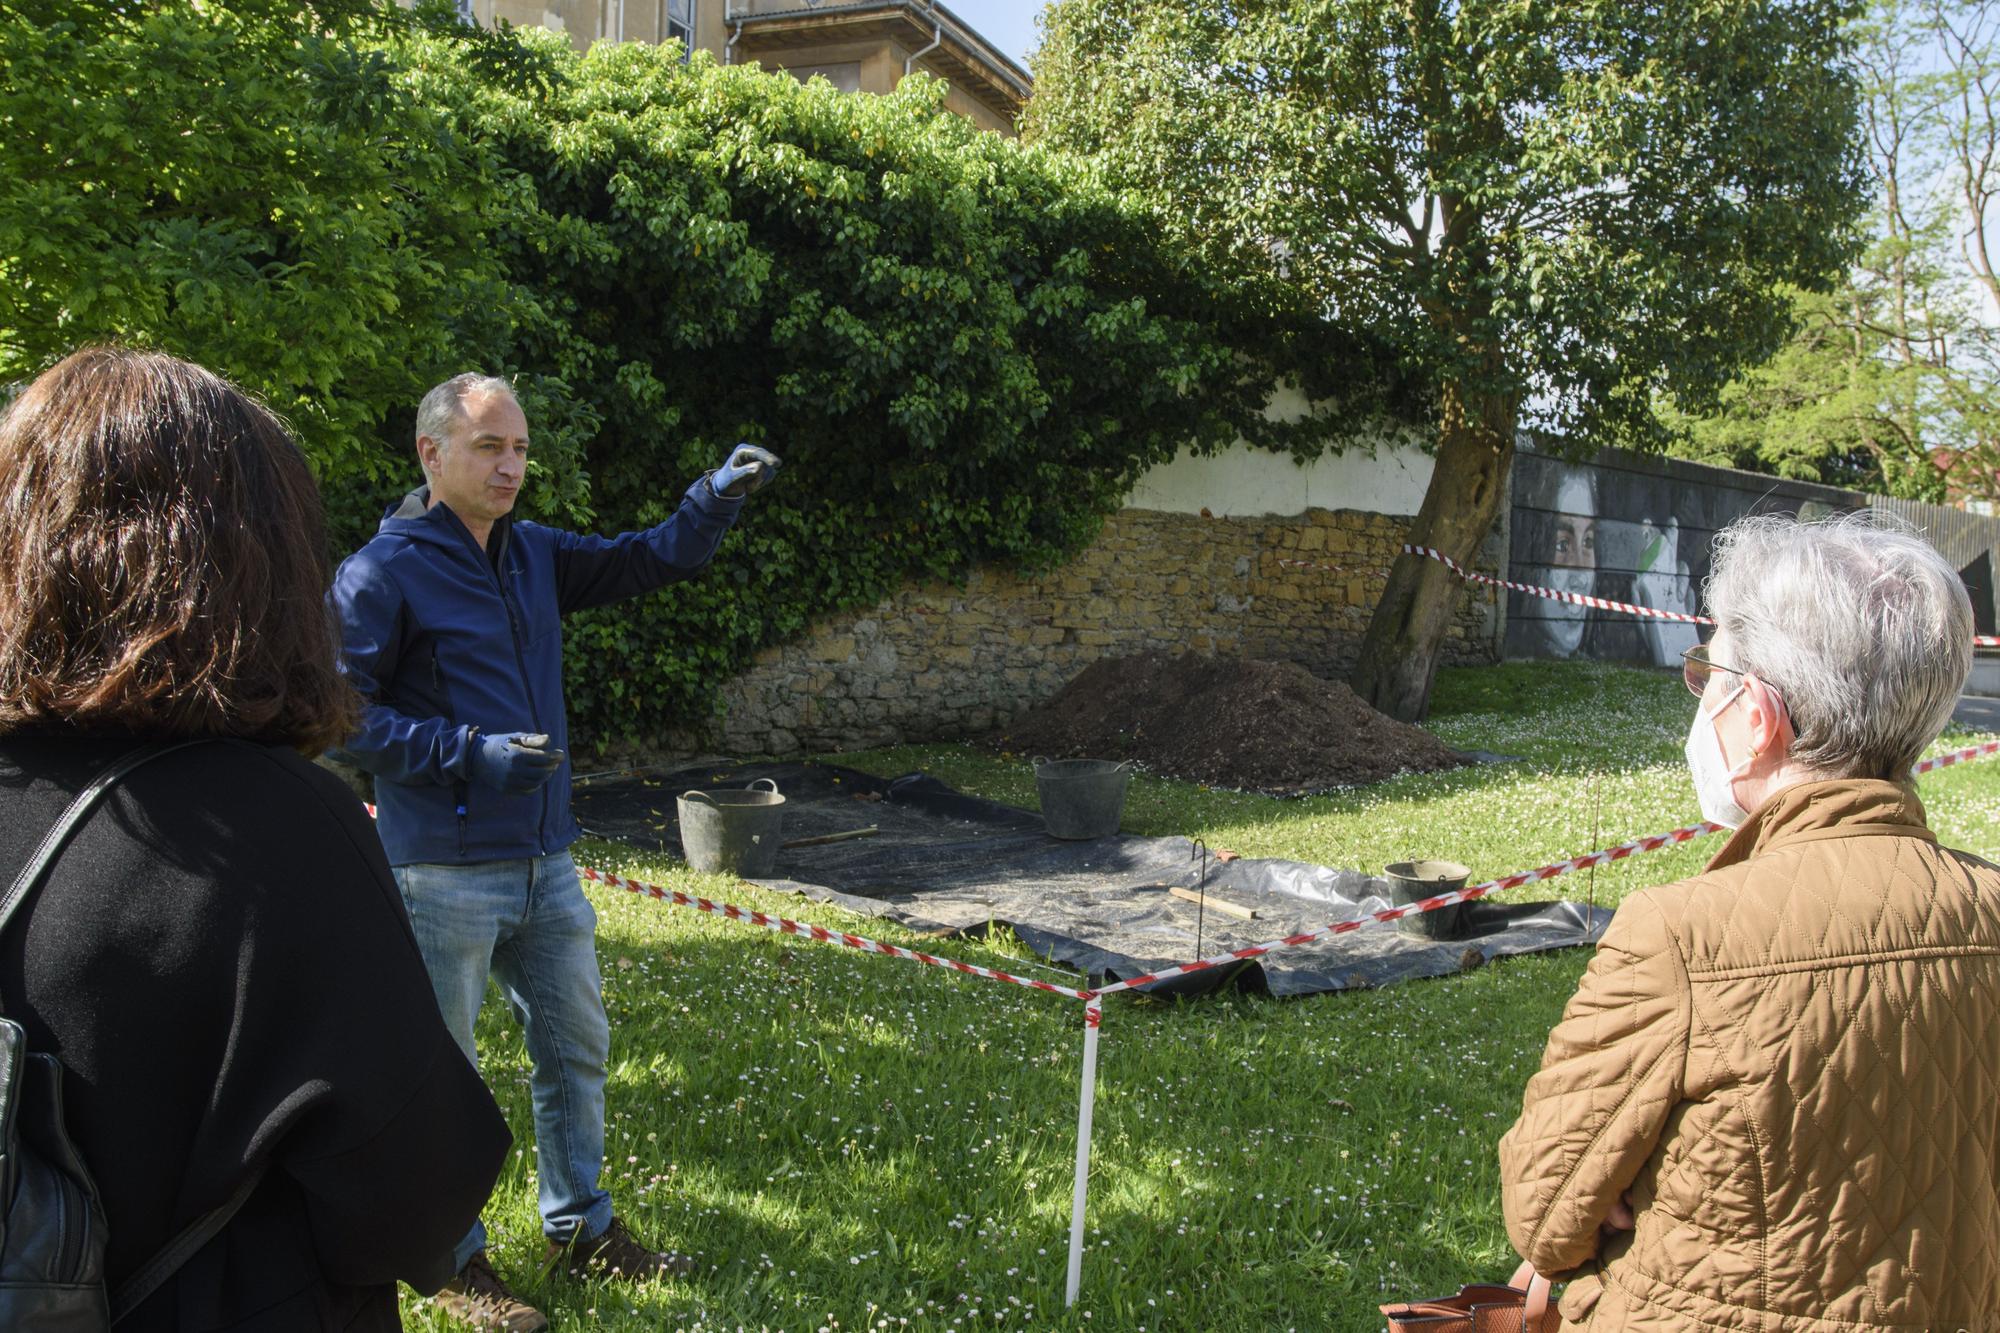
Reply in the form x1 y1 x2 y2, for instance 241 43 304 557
1065 1000 1103 1307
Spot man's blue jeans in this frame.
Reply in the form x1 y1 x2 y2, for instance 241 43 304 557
393 851 614 1269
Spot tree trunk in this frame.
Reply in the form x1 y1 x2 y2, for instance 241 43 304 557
1350 373 1517 722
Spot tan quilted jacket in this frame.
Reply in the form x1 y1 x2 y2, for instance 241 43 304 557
1498 778 2000 1331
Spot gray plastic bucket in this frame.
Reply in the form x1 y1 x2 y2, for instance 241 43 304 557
1033 757 1132 840
677 778 786 876
1384 860 1471 940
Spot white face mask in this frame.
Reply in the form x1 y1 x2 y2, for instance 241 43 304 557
1685 683 1751 828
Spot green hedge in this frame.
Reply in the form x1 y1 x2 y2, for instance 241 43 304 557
0 2 1397 746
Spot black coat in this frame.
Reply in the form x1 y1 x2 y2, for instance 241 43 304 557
0 733 510 1331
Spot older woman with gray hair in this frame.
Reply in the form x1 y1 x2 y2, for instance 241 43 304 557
1498 513 2000 1330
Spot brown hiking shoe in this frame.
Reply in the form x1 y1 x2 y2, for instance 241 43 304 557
433 1251 549 1333
544 1215 698 1281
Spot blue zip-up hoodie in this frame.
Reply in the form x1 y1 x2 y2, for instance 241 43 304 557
331 478 742 866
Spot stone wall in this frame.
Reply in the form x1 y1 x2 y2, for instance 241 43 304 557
672 505 1503 757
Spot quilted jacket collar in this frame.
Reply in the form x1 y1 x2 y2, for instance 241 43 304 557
1707 775 1935 871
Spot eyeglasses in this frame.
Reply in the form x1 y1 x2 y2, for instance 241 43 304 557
1680 643 1748 697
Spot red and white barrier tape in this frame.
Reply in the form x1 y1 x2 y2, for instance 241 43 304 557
1085 823 1717 997
363 739 2000 1005
359 803 1090 1000
1400 542 2000 645
1403 544 1714 625
1085 737 2000 996
1915 738 2000 773
575 863 1095 1000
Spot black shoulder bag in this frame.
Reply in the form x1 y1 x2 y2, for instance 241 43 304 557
0 741 262 1330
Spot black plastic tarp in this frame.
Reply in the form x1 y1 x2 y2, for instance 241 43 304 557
572 761 1611 997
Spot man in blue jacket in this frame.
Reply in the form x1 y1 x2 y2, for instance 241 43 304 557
332 373 777 1332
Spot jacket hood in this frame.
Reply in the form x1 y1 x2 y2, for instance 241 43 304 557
378 486 512 562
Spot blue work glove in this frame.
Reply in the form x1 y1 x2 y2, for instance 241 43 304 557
468 730 564 794
711 443 782 498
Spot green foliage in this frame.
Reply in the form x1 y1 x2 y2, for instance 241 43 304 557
1664 0 2000 505
1656 283 1943 498
0 3 1374 746
0 0 521 487
1025 0 1871 452
431 35 1369 743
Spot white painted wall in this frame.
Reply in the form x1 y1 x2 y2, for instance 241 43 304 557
1123 385 1434 518
1126 438 1435 519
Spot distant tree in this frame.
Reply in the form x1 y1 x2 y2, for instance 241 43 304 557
1669 0 2000 507
1656 283 1921 495
1027 0 1868 718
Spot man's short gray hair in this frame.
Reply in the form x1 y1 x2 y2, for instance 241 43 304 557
1706 511 1973 780
414 373 516 455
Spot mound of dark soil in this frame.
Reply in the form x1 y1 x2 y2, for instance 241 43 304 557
988 652 1468 794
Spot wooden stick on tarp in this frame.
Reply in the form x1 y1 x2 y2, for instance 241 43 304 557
780 825 880 849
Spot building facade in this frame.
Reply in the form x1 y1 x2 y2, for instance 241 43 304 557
443 0 1029 134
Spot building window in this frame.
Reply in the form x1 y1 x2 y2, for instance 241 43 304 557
786 62 861 93
664 0 693 56
455 0 477 21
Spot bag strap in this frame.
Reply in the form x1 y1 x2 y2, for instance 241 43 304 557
1382 1262 1554 1332
0 739 262 1323
109 1167 264 1324
1510 1259 1553 1327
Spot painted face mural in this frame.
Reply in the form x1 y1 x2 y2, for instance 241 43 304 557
1531 473 1597 657
1632 514 1700 667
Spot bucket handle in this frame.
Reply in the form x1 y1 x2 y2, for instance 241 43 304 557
1032 756 1132 774
746 778 780 795
681 791 718 807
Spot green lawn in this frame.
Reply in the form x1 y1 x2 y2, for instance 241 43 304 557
400 662 2000 1333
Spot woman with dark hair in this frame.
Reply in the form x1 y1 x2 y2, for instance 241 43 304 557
0 348 510 1330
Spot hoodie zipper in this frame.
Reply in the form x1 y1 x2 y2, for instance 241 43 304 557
422 503 552 858
499 586 553 855
472 521 550 855
431 645 467 856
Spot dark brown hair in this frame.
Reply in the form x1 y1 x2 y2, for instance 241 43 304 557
0 347 359 753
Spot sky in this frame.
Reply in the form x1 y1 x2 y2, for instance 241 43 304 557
937 0 1043 73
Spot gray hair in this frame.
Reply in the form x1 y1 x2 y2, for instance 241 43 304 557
1705 511 1973 780
414 373 515 460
